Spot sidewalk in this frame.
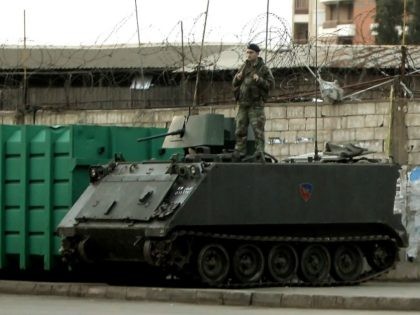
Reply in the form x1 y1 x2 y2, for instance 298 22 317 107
0 280 418 311
379 261 420 281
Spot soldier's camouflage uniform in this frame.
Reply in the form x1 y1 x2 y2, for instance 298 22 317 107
232 57 274 155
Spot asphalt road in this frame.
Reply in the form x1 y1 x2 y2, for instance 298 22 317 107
0 294 419 315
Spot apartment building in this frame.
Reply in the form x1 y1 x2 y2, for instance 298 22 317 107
292 0 376 44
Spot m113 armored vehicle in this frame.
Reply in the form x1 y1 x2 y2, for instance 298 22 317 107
57 113 407 287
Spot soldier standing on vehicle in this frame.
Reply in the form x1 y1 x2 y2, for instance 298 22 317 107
232 43 274 157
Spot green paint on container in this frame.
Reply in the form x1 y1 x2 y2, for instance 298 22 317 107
0 124 182 271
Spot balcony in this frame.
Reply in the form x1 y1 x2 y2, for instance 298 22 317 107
320 21 355 37
336 24 355 37
323 19 353 29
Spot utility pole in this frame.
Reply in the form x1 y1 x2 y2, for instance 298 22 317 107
313 0 320 161
389 0 408 164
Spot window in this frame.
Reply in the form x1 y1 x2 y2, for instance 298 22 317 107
294 23 309 44
130 75 153 90
295 0 309 14
325 3 353 22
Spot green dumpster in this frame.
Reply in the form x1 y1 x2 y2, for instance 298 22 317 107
0 124 182 271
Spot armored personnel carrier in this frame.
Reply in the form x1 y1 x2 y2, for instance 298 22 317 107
57 113 407 287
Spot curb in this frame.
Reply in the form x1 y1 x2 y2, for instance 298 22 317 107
0 281 419 311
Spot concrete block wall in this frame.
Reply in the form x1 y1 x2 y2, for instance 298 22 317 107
264 101 392 161
1 100 420 165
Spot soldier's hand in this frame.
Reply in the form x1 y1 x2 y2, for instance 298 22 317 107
253 74 259 81
236 72 243 80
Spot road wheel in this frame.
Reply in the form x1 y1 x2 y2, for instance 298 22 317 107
267 244 298 281
299 244 331 283
366 242 397 271
332 244 363 281
197 244 230 286
232 244 264 283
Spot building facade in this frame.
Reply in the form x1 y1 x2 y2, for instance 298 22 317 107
291 0 312 44
292 0 376 44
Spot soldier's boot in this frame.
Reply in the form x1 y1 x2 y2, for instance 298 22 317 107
232 150 246 161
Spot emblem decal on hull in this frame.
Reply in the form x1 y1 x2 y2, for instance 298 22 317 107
299 183 313 202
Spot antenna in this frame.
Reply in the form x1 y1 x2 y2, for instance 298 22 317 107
23 10 28 112
134 0 146 108
265 0 270 63
313 0 320 161
180 21 187 109
16 9 29 125
192 0 210 112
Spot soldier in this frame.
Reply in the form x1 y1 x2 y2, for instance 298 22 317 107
233 43 274 157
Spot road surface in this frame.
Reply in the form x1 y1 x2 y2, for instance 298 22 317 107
0 294 418 315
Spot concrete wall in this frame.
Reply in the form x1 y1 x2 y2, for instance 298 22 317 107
2 100 419 165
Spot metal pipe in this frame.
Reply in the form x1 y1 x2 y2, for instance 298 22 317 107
136 128 185 142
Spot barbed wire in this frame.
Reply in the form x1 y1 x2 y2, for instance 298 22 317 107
0 10 417 110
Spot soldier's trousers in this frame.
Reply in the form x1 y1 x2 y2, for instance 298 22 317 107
234 105 266 155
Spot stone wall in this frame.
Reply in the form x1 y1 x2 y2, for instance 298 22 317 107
1 100 420 164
